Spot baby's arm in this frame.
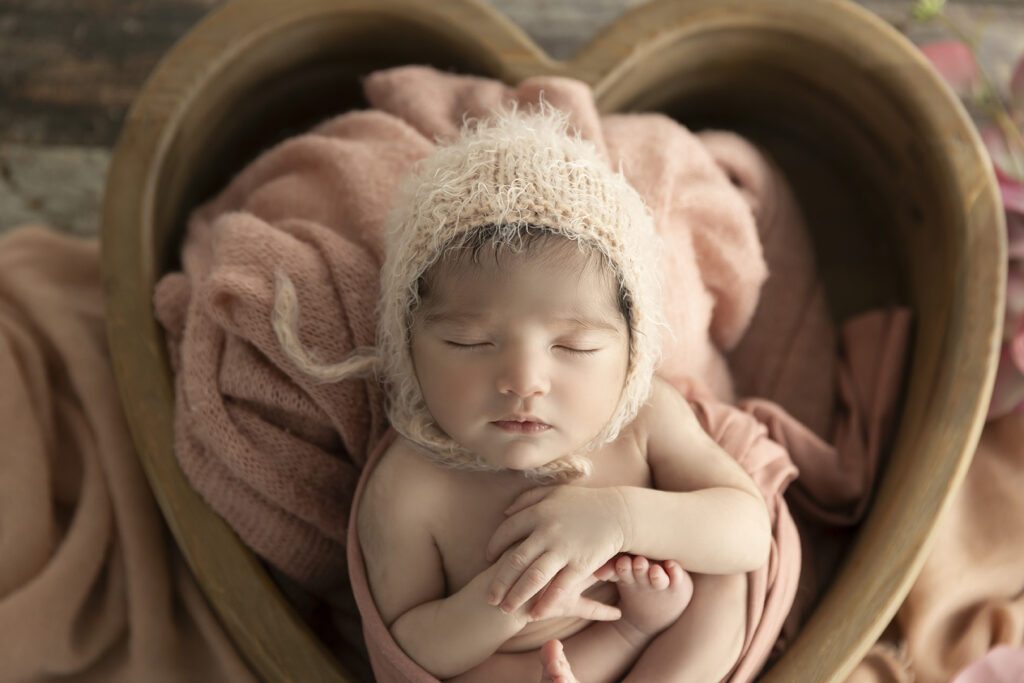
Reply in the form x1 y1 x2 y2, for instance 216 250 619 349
616 376 772 572
360 455 520 677
388 567 531 678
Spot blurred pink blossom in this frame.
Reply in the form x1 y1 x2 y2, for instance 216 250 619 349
920 39 1024 419
992 164 1024 418
920 41 980 96
1012 56 1024 121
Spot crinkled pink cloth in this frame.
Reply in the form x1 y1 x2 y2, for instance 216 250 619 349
954 646 1024 683
153 65 911 680
0 226 255 683
848 412 1024 683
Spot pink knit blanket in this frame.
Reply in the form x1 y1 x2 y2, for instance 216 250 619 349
153 65 910 681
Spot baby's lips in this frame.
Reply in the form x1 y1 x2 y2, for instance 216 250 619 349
491 420 552 434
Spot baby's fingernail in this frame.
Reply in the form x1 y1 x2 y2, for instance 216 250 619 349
487 592 500 606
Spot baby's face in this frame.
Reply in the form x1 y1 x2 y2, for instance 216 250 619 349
410 245 630 472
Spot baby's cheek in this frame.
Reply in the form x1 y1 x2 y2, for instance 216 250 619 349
420 362 481 422
567 362 625 420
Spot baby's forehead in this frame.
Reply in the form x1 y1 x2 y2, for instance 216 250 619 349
420 245 624 326
420 306 623 335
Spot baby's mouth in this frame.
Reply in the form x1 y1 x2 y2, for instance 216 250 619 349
491 418 551 434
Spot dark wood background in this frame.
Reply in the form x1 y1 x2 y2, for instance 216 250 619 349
1 0 1022 237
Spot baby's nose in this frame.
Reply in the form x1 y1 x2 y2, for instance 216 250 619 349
496 350 550 398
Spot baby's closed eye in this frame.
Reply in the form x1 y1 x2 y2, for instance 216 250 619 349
554 344 599 357
443 339 492 349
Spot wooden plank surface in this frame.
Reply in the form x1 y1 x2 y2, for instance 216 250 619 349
1 0 1021 236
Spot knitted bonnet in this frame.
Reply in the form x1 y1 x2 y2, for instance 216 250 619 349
274 104 664 482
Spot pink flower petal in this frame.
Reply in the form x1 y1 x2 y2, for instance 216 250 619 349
1013 314 1024 374
998 170 1024 215
982 127 1024 186
1011 54 1024 106
988 343 1024 420
920 40 981 96
1008 216 1024 261
1007 267 1024 324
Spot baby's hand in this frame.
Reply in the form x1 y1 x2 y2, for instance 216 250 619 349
485 485 632 619
513 583 622 627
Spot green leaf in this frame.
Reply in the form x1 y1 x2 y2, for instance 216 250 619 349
912 0 947 22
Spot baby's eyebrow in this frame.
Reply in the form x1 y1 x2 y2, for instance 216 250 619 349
421 309 620 333
560 315 622 333
420 310 486 327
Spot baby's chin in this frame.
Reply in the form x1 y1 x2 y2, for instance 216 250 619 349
427 422 611 481
469 442 595 483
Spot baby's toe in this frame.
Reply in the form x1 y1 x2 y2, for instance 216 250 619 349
632 556 650 585
665 561 694 598
648 563 669 590
615 555 636 584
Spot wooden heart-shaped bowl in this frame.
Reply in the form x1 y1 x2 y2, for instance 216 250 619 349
101 0 1005 680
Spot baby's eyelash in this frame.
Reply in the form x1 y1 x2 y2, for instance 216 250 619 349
444 340 490 350
442 341 598 356
556 345 598 356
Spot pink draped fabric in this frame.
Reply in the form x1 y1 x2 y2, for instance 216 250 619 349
848 412 1024 683
0 226 255 682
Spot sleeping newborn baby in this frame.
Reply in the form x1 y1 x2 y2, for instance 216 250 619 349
274 106 771 682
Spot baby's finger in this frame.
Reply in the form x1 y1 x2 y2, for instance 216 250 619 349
530 566 589 619
485 510 536 562
568 596 621 622
487 544 543 606
504 486 556 516
500 552 566 612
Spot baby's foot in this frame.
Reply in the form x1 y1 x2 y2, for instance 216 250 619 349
539 639 579 683
596 555 693 647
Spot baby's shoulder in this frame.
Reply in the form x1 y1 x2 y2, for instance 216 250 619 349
370 436 446 487
634 376 702 437
358 438 448 540
357 438 449 625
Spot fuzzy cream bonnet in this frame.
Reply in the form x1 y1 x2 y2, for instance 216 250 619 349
274 104 664 482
